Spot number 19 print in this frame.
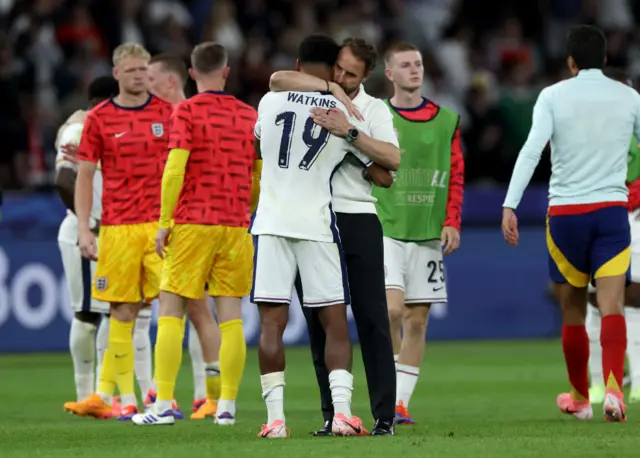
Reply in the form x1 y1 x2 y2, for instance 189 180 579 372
275 111 330 170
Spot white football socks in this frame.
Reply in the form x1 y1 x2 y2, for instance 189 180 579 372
396 363 420 408
189 320 207 401
260 372 285 424
217 399 236 417
586 304 604 386
155 399 173 413
95 317 109 392
328 369 353 418
69 318 97 401
625 307 640 391
133 312 153 395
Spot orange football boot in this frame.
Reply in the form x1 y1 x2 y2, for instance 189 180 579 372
190 399 217 419
63 393 113 419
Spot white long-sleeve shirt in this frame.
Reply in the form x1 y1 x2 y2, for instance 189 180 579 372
503 69 640 210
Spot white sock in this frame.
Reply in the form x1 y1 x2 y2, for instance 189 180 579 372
586 304 604 387
189 320 206 401
121 393 137 407
260 372 285 424
396 363 420 408
133 313 153 395
69 318 97 401
394 354 399 371
625 307 640 391
328 369 353 418
95 316 109 392
155 399 173 413
97 391 113 406
217 399 236 417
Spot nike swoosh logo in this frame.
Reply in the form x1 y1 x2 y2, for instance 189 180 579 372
114 354 124 358
433 286 444 292
340 419 361 434
114 132 127 138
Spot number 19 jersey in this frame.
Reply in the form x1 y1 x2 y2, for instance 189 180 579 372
251 91 372 242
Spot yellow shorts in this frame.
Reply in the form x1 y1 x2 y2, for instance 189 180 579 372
93 222 163 303
161 224 253 300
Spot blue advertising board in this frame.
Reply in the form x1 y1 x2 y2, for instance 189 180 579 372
0 190 560 352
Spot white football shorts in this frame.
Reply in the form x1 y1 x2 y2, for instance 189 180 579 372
251 235 350 307
384 237 447 304
58 214 109 314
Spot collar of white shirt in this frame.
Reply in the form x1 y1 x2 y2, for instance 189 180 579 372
352 84 373 108
577 68 604 78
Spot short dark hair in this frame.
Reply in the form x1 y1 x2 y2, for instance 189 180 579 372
566 25 607 70
191 42 228 74
88 76 118 103
149 53 188 85
341 37 378 74
603 66 630 85
384 41 421 65
298 34 340 68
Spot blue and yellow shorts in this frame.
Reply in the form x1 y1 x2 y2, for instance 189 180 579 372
546 205 631 287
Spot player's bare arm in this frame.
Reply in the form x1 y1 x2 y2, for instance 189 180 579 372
269 70 363 120
55 167 77 213
310 107 400 170
364 163 393 188
75 160 98 260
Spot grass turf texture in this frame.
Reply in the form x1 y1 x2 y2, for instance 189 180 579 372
0 340 635 457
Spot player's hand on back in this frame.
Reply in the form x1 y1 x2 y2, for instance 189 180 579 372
78 228 98 261
310 108 353 138
328 82 364 121
441 226 460 255
155 227 172 259
501 207 519 247
61 143 79 161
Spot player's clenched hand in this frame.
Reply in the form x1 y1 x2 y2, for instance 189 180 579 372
78 229 98 261
441 226 460 255
502 207 519 247
328 82 363 121
155 227 171 259
310 108 352 137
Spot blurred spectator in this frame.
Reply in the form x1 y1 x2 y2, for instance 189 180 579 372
0 34 30 189
203 0 245 60
463 78 504 184
2 0 640 191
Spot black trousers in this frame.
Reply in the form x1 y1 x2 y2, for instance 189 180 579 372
295 212 396 422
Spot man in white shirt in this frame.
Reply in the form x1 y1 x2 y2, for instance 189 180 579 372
269 37 400 436
55 76 117 405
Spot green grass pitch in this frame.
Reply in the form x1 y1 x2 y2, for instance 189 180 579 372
0 340 636 457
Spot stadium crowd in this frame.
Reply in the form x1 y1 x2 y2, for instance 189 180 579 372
1 0 640 191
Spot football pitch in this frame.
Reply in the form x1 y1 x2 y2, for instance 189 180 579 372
0 340 636 458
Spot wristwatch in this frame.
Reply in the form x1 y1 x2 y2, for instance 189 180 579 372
346 127 359 143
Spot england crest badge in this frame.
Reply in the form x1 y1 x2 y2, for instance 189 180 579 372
151 123 164 137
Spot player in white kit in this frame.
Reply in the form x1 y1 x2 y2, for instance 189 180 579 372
55 77 118 404
252 35 371 438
